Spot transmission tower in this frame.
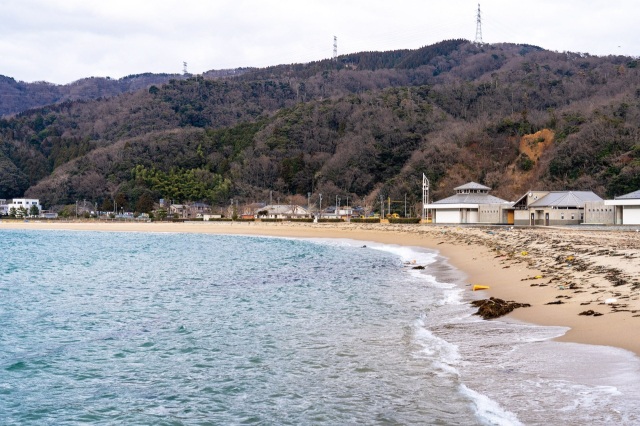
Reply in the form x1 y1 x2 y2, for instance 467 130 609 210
183 61 188 75
333 36 338 61
474 3 483 45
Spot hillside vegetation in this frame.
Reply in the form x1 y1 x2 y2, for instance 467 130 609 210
1 40 639 212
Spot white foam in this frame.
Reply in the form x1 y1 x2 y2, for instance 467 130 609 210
365 241 437 267
412 319 462 377
459 384 524 426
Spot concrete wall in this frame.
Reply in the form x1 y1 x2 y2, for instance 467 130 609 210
529 208 584 226
514 210 531 226
478 205 502 223
584 201 615 225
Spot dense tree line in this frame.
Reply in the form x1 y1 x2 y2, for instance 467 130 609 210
0 40 639 212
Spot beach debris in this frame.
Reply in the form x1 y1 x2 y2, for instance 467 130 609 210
579 310 603 317
412 265 426 270
605 298 617 304
545 300 564 305
472 285 490 291
521 275 544 281
470 297 530 319
520 251 529 256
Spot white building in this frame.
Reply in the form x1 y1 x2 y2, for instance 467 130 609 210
424 182 512 224
1 198 42 217
512 191 602 226
255 204 310 219
604 189 640 225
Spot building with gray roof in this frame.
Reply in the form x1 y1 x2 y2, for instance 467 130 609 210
424 182 512 224
512 190 602 226
603 189 640 225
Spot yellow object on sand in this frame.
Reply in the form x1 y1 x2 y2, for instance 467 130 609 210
472 285 490 291
521 251 528 256
534 275 543 279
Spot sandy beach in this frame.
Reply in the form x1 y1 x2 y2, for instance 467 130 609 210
3 219 640 356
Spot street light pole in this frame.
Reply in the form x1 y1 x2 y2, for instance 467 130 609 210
319 193 322 219
346 196 350 222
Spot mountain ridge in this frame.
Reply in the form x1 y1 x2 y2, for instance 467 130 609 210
1 40 638 213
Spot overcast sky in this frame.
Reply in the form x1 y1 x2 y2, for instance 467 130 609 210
1 0 637 84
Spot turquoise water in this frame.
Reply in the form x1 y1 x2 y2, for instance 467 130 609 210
1 229 640 425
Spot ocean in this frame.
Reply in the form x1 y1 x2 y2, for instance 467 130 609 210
1 229 639 425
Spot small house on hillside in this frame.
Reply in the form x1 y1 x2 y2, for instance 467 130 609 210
424 182 512 224
604 189 640 225
512 190 602 226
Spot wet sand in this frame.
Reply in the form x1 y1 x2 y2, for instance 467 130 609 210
3 220 640 355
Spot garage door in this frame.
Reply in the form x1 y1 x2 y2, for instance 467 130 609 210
623 206 640 225
435 209 460 224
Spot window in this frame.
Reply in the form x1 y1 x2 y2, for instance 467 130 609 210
571 214 575 220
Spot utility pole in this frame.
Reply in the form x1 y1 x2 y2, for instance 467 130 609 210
346 196 350 222
422 174 430 222
319 193 322 219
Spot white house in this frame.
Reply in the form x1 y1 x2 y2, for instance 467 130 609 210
604 189 640 225
424 182 512 224
2 198 42 217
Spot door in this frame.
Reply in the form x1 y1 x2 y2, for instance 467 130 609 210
507 210 514 225
530 212 534 226
545 212 550 226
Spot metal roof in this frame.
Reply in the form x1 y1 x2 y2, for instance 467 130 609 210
454 182 491 191
433 193 509 205
260 204 309 215
615 189 640 200
528 191 602 208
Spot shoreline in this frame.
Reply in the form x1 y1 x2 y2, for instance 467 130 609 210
2 220 640 356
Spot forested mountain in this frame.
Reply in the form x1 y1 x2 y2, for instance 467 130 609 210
1 40 639 213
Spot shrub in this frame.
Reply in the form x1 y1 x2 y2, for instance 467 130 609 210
517 153 534 171
351 218 381 223
389 218 421 224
